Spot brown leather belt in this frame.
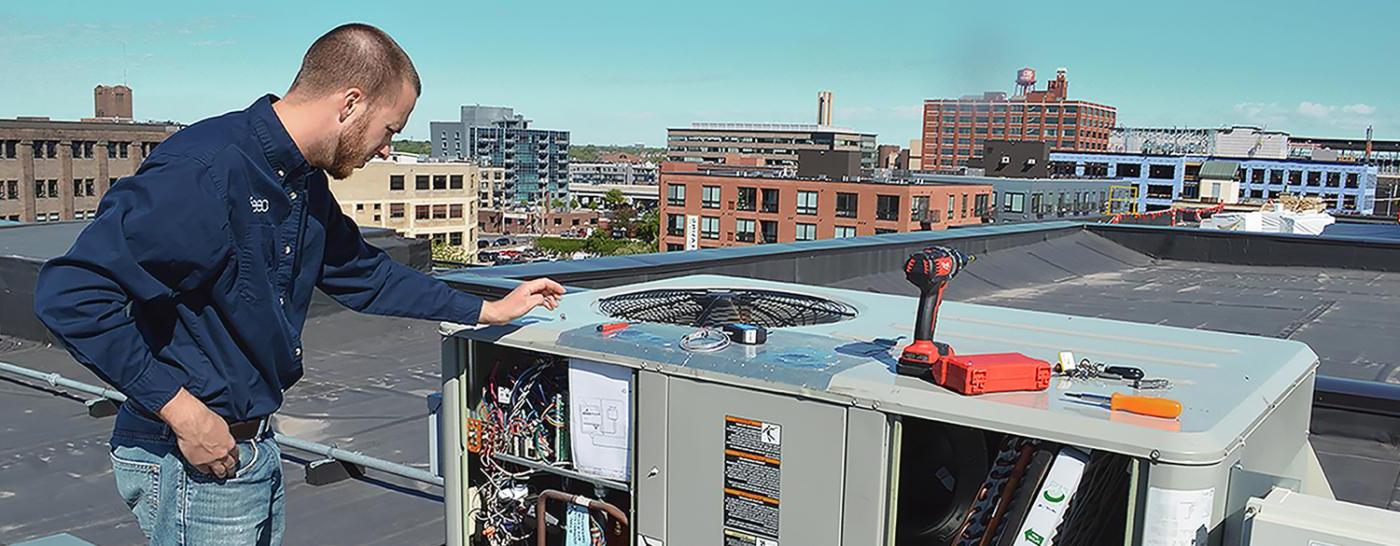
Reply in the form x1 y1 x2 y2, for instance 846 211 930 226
228 418 271 441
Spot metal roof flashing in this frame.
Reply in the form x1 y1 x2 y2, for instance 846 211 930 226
444 274 1317 465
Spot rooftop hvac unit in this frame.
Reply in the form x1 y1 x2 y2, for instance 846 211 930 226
439 274 1339 546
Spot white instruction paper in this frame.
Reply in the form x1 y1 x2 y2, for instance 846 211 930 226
568 359 632 481
1143 487 1214 546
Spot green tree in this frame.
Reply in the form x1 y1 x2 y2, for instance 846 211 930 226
431 239 473 264
634 209 659 244
603 188 627 210
392 140 431 155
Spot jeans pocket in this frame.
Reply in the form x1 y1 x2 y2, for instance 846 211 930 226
110 446 162 526
233 439 260 477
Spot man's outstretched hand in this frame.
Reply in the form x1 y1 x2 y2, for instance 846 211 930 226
477 278 565 325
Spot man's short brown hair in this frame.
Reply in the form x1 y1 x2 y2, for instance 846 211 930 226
288 23 421 101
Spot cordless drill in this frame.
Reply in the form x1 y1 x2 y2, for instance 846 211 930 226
896 246 974 378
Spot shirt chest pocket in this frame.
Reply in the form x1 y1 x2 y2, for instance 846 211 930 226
236 222 279 303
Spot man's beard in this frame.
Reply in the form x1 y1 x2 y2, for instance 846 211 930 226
326 115 373 180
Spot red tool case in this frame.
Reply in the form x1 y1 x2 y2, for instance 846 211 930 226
934 353 1052 395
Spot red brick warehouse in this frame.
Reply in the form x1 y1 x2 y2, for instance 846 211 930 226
921 67 1117 172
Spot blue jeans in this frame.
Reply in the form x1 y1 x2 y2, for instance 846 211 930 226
110 431 285 545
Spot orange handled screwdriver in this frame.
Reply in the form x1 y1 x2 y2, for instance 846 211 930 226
1065 392 1182 419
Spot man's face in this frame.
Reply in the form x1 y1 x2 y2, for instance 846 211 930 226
327 81 416 180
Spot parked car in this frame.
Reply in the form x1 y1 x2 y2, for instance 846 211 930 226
493 236 512 247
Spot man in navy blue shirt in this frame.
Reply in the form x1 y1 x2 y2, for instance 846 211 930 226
34 23 563 544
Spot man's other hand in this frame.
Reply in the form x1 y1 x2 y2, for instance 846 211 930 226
159 388 239 478
477 278 565 325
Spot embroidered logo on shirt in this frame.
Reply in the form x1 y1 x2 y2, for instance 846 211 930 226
250 196 270 214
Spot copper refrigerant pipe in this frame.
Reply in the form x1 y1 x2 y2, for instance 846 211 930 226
535 489 629 546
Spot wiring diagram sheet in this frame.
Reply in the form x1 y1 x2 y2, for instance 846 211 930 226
568 358 632 481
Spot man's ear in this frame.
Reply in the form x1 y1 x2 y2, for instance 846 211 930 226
339 87 366 123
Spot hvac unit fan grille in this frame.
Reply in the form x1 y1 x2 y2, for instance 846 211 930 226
596 288 857 328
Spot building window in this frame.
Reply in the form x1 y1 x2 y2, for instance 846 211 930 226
667 184 686 206
449 204 464 218
1269 170 1283 185
736 218 756 242
702 185 721 209
761 188 780 213
433 175 448 190
948 195 956 220
1004 192 1025 213
795 223 817 241
835 192 858 218
834 225 856 238
416 175 430 190
736 187 757 211
667 214 685 236
1307 171 1321 186
34 180 46 199
796 190 818 215
2 140 16 159
1326 172 1341 188
390 203 405 218
1289 171 1303 186
961 193 969 218
876 194 901 221
975 194 990 217
700 216 720 239
355 203 365 211
449 175 464 190
1114 164 1141 178
760 220 778 243
432 205 448 219
415 205 430 220
449 232 463 246
1346 173 1359 188
4 180 15 199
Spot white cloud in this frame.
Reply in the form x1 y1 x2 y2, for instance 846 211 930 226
1343 103 1376 115
1234 100 1381 132
1297 101 1336 119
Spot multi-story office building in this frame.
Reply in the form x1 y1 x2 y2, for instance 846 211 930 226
568 161 659 185
429 105 569 207
0 117 181 223
921 68 1116 171
667 123 878 170
1048 151 1378 214
657 162 991 252
333 154 479 255
1110 126 1289 159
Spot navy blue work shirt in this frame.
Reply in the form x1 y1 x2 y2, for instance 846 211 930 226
34 95 482 440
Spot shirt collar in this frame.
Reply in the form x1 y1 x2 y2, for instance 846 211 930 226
248 94 315 181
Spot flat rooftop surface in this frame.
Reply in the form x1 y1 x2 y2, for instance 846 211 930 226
0 310 448 545
832 230 1400 384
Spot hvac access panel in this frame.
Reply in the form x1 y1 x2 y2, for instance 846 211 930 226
637 371 889 546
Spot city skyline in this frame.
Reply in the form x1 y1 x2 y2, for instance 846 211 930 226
1 0 1395 146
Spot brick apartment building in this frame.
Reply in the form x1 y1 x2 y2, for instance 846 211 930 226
658 161 992 252
0 117 181 223
921 68 1116 172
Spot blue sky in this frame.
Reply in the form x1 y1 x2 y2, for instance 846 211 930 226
1 0 1393 146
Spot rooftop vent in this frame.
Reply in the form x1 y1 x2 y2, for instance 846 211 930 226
596 288 857 328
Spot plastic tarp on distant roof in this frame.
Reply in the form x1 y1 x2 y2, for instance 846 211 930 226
1199 160 1240 180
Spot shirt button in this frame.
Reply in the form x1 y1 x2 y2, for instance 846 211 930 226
283 245 292 255
277 169 286 178
279 296 285 305
294 347 302 357
289 191 298 201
